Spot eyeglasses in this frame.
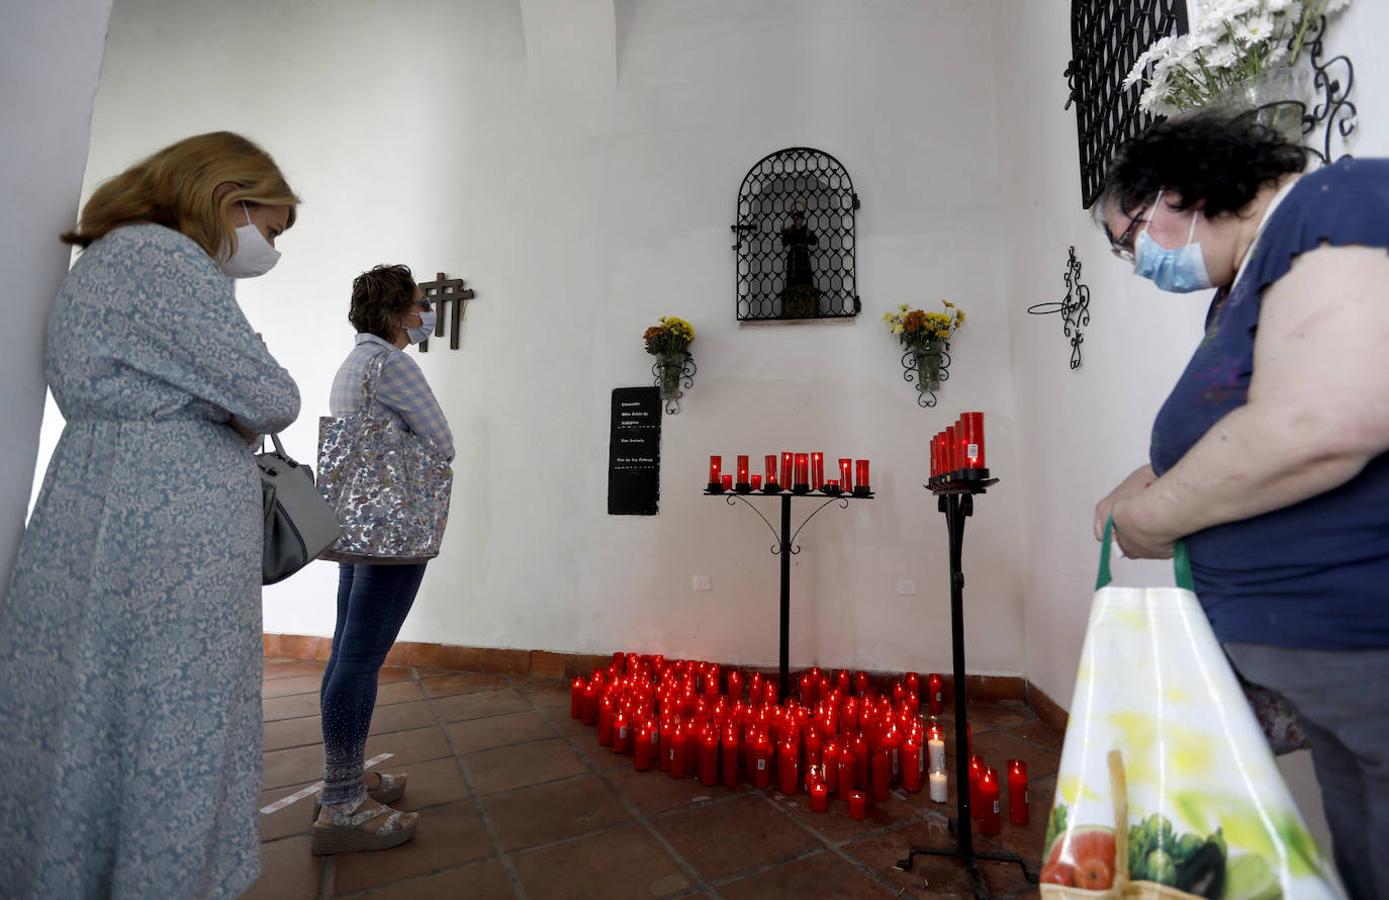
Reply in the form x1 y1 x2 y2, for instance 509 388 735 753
416 298 433 312
1105 205 1152 264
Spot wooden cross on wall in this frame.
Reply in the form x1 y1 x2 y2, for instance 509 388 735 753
417 272 477 352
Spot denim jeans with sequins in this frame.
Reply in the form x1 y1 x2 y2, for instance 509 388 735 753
319 562 426 806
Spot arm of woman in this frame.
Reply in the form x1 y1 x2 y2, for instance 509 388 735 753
376 352 455 461
1114 245 1389 557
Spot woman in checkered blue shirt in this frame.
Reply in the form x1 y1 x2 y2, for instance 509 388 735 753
315 265 454 854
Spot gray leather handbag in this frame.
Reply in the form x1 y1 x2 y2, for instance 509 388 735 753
258 433 342 585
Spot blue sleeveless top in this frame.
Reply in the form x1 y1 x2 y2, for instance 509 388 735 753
1150 157 1389 650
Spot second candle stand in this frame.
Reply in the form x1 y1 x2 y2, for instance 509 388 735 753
894 468 1036 898
706 485 873 701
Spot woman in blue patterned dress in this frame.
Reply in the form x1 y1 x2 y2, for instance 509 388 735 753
0 132 301 898
1093 115 1389 900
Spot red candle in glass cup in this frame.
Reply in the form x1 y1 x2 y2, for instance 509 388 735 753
837 741 856 793
825 478 839 493
804 727 823 772
708 455 722 487
728 670 744 702
981 767 1002 836
736 455 750 486
927 673 944 716
799 672 814 706
969 754 986 819
778 739 800 796
669 726 689 779
794 453 810 488
964 411 986 469
836 670 851 694
929 436 938 479
750 474 763 491
945 425 958 473
855 672 870 697
855 459 871 492
839 457 853 491
721 727 740 788
613 710 632 753
823 739 840 794
721 474 733 491
658 720 673 771
583 680 601 725
1008 759 1029 826
811 452 825 490
809 779 829 812
780 451 794 489
764 681 778 706
700 727 720 787
848 789 868 821
853 736 870 792
870 747 891 801
635 721 656 770
751 730 773 788
902 732 923 792
570 677 585 719
765 454 779 487
598 695 615 746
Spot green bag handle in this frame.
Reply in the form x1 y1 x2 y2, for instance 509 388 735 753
1096 515 1195 591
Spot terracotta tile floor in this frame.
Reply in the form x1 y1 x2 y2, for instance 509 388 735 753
246 658 1060 899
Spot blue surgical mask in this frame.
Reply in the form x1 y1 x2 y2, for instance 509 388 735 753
407 309 437 345
1133 192 1213 293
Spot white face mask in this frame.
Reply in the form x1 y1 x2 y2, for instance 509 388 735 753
220 203 281 279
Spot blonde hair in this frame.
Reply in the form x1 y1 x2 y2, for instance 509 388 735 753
62 131 300 259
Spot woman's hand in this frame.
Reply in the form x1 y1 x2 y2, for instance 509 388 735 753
1094 464 1155 539
1111 497 1175 559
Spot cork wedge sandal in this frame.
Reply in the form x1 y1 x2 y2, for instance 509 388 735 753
311 800 418 856
313 771 407 819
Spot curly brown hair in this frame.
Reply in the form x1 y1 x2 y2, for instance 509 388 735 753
349 264 418 341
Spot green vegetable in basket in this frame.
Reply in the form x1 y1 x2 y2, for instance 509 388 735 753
1148 848 1179 886
1175 832 1207 862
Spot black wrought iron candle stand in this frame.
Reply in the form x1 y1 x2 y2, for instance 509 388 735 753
706 487 872 700
895 470 1036 898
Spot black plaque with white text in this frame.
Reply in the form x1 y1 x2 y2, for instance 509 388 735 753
608 387 661 516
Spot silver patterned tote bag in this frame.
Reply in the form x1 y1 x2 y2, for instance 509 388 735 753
317 353 453 563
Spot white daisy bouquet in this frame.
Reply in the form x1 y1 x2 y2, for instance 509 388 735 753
1126 0 1350 116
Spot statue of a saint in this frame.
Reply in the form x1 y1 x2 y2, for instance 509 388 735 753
779 208 821 318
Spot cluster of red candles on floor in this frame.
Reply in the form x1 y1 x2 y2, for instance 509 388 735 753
706 453 871 495
568 654 1029 827
930 411 987 481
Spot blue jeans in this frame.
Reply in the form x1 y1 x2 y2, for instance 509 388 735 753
1226 643 1389 900
318 563 426 806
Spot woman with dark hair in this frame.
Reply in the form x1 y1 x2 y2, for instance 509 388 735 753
0 132 300 897
312 264 453 855
1092 115 1389 900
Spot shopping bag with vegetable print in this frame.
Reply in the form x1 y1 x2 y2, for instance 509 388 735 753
1039 519 1343 899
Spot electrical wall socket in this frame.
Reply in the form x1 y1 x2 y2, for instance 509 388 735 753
693 575 712 592
896 578 916 596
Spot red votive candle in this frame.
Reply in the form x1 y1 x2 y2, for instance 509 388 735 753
794 453 810 488
778 738 800 796
708 455 722 487
750 474 762 491
722 727 740 788
736 454 750 485
836 670 851 694
764 681 778 706
780 451 794 489
804 727 823 772
848 790 868 820
728 670 743 701
811 452 825 490
752 730 772 788
799 672 814 706
855 459 871 492
570 677 585 719
837 741 856 793
809 779 829 812
838 457 853 491
823 740 840 794
1008 759 1029 826
870 747 891 801
964 411 986 469
613 710 632 753
669 726 689 779
700 727 720 787
825 479 839 492
853 736 870 792
969 754 985 819
583 680 601 725
945 425 958 473
981 767 1002 836
929 436 938 479
927 674 944 716
903 731 923 792
635 721 657 770
658 720 673 771
598 695 615 746
721 474 733 491
765 454 779 486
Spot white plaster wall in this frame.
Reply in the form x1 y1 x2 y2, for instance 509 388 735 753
76 0 1027 673
2 1 113 587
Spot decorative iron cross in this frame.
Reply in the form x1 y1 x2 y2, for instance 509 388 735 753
1027 246 1091 370
417 272 476 352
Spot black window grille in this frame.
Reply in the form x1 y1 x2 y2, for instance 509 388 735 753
732 148 860 322
1067 0 1189 208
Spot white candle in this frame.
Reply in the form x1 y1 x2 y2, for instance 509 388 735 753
929 770 948 803
928 735 946 774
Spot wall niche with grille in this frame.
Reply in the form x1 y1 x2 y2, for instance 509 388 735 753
731 147 860 322
1067 0 1189 208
